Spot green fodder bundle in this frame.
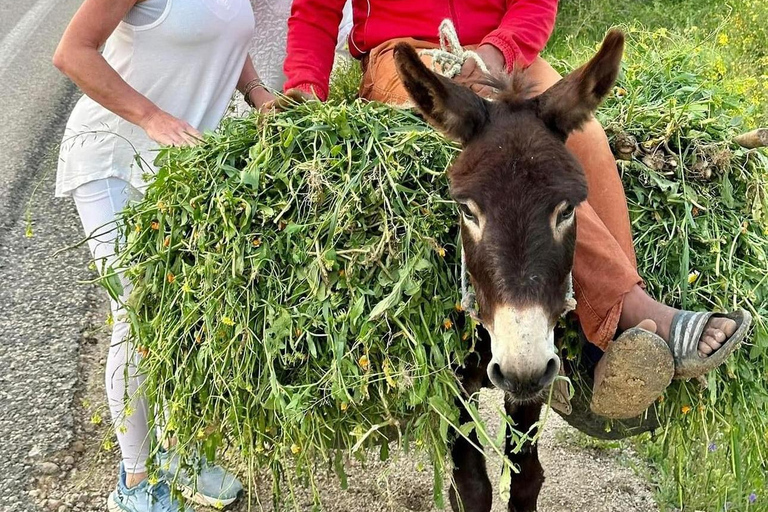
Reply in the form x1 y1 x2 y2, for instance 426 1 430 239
555 29 768 510
115 101 491 504
112 28 767 509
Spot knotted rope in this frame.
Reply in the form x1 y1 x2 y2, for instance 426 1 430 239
420 19 489 79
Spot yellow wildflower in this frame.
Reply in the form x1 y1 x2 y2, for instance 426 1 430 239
340 402 348 411
455 302 464 312
222 316 235 326
252 237 262 248
291 443 301 455
682 405 692 414
717 33 729 46
443 318 453 329
687 270 700 284
358 354 370 371
167 272 175 283
437 247 446 258
383 359 396 388
150 220 160 231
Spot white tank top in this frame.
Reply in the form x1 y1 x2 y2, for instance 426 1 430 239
56 0 255 197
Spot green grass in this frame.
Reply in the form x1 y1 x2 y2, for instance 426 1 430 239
549 3 768 510
546 0 768 123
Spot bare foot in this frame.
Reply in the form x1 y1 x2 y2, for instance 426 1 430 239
618 285 737 357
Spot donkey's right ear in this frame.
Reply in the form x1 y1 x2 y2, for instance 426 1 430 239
393 43 490 145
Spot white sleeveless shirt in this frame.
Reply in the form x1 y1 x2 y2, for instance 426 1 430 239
56 0 255 197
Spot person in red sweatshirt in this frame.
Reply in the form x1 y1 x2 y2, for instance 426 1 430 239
283 0 749 419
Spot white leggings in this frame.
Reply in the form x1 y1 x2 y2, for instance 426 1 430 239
73 178 150 474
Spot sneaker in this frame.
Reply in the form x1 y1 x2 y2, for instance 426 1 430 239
158 450 243 509
107 463 194 512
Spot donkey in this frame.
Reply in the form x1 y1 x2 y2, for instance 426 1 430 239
393 30 625 512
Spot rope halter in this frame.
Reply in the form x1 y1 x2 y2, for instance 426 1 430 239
419 19 490 79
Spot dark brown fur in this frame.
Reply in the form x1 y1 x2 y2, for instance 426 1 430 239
394 30 624 512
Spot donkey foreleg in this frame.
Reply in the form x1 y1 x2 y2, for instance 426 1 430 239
449 396 493 512
504 397 544 512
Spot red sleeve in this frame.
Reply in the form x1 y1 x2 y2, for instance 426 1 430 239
481 0 558 70
283 0 347 101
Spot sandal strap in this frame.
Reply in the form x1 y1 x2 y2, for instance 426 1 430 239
668 310 714 362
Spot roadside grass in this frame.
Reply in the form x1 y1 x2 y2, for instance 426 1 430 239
546 0 768 124
549 3 768 511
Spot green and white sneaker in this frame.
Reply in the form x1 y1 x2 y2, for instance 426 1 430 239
108 463 194 512
158 450 243 509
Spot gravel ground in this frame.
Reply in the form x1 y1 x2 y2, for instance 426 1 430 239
29 314 658 512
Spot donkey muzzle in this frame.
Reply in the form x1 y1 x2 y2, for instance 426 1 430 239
486 305 560 398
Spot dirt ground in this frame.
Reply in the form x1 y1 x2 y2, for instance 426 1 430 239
27 308 658 512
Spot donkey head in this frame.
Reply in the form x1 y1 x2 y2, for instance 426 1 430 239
394 31 624 402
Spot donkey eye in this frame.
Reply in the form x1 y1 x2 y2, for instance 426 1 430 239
459 203 477 223
557 204 575 224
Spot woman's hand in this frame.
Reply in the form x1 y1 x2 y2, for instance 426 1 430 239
247 86 278 112
261 88 314 112
140 109 202 146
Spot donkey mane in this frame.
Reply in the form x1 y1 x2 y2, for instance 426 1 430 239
458 70 539 106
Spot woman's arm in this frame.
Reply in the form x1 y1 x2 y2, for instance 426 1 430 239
236 58 276 111
53 0 201 146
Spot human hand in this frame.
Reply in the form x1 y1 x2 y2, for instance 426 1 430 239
261 88 314 112
456 44 506 97
246 86 278 113
140 109 201 146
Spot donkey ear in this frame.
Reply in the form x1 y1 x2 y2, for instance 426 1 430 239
536 30 624 137
393 43 490 145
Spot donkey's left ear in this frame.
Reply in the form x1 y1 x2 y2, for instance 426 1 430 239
393 43 490 145
536 30 624 138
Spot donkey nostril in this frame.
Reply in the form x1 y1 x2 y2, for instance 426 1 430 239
489 362 517 392
489 362 505 385
538 356 560 387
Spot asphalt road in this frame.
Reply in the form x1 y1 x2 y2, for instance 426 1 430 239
0 1 96 510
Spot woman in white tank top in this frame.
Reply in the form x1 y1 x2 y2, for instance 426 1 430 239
54 1 276 511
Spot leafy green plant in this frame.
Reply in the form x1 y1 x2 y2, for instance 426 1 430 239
554 27 768 511
112 100 532 508
106 24 768 511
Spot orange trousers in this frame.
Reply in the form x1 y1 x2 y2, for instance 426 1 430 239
359 39 642 350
